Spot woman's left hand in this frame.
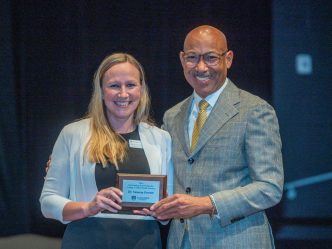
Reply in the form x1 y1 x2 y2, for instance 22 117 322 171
132 208 153 216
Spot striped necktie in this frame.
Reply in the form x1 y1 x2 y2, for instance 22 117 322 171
191 99 209 152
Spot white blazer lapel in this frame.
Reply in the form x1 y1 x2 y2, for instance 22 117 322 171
138 123 162 175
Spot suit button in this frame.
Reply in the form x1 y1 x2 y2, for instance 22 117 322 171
186 187 191 194
188 158 194 164
180 218 184 223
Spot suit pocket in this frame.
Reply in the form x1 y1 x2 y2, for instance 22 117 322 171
204 121 246 148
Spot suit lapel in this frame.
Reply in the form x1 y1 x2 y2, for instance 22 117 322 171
191 81 240 154
173 96 193 157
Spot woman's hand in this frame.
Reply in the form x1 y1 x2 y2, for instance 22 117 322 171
132 207 169 224
85 187 123 216
132 191 170 217
63 187 123 221
132 208 153 216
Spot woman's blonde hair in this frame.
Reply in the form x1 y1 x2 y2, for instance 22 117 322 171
86 53 153 167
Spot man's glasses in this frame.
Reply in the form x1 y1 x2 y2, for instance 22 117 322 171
182 50 228 67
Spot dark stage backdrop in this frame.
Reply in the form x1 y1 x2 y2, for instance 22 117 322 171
1 0 272 237
272 0 332 242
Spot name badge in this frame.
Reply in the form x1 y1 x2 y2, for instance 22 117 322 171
129 139 143 149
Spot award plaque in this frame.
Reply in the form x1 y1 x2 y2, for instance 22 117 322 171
116 173 167 210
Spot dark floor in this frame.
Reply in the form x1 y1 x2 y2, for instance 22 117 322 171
275 240 332 249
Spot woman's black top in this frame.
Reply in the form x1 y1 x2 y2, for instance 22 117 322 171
61 128 162 249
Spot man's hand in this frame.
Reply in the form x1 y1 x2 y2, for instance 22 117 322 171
45 156 51 173
150 194 213 220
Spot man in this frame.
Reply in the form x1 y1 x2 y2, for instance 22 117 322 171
150 25 283 249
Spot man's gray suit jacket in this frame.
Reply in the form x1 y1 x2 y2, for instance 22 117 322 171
163 80 283 249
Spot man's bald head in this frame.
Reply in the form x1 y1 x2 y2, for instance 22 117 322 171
184 25 228 52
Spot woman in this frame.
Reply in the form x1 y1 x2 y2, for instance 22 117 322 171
40 53 173 249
